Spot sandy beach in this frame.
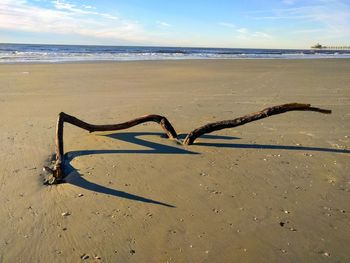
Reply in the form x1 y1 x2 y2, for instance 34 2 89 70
0 59 349 262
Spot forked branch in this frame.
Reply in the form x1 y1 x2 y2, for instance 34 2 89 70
44 112 178 184
44 103 331 184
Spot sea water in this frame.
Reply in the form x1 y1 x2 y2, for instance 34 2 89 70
1 43 349 63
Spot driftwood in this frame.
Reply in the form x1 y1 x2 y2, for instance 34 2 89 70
44 112 177 184
183 103 331 145
44 103 331 184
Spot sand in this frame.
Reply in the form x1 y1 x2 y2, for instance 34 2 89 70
0 59 349 262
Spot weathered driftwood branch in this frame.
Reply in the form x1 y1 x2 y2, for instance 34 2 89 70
44 103 331 184
183 103 331 145
44 112 177 184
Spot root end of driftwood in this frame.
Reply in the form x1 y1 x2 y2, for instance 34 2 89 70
43 163 64 185
46 102 331 184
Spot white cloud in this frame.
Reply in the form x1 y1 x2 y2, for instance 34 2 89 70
52 0 118 19
218 23 271 39
236 27 271 39
53 0 75 11
101 13 118 20
249 1 350 40
0 0 158 44
217 22 236 28
252 32 271 38
0 0 212 46
157 21 172 27
4 0 346 48
82 4 95 10
236 28 248 34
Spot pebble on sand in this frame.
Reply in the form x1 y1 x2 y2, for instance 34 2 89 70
61 212 70 217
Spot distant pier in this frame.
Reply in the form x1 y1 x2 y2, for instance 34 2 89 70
311 43 350 50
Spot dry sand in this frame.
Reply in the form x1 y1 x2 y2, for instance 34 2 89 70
0 59 349 262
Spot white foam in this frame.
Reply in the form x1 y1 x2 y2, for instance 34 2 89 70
1 49 350 63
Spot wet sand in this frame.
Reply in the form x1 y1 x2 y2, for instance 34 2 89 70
0 59 349 262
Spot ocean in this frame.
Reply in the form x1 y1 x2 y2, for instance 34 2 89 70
1 43 350 63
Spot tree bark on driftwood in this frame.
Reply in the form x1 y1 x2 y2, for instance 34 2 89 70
183 103 331 145
44 103 331 184
44 112 178 184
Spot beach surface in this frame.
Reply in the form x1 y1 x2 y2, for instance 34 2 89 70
0 59 349 262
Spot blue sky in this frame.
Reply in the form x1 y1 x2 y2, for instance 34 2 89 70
0 0 349 48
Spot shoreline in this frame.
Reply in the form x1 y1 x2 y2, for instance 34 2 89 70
1 57 350 66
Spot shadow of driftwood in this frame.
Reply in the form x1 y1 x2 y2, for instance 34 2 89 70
63 164 175 207
194 142 350 154
178 133 241 141
63 132 199 207
178 132 349 154
61 131 348 207
67 132 198 159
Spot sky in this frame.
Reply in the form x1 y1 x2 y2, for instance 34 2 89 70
0 0 349 48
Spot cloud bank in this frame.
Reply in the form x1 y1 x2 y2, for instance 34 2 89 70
0 0 156 44
0 0 349 48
